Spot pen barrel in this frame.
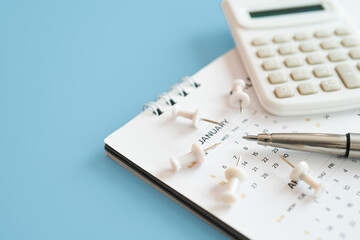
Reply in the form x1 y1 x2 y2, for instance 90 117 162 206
257 133 348 156
349 133 360 159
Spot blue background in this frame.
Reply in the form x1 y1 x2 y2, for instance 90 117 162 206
0 0 233 239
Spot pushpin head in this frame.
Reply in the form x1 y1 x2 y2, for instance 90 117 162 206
192 109 202 128
229 79 250 111
229 92 250 109
170 157 181 172
225 167 248 183
222 167 248 204
171 106 180 120
171 106 203 128
222 191 238 204
191 142 205 164
290 161 328 198
232 79 246 90
290 161 309 181
169 143 206 172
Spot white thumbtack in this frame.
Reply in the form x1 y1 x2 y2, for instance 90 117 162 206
229 79 250 114
222 155 248 204
170 142 221 172
172 106 221 128
280 156 328 198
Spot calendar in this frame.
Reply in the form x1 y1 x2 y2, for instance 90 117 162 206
195 102 360 239
104 48 360 239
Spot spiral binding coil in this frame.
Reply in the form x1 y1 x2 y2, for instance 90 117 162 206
179 76 200 88
169 84 188 97
143 76 200 116
156 93 176 106
143 102 163 116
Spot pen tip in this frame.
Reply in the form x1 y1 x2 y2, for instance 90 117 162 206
242 135 258 141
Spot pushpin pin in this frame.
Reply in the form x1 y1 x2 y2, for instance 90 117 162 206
172 106 221 128
280 156 328 198
222 155 248 204
170 142 221 172
229 79 250 114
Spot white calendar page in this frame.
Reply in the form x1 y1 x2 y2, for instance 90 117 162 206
105 1 360 238
105 48 360 239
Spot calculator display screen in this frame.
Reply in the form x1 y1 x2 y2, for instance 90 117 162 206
249 4 324 18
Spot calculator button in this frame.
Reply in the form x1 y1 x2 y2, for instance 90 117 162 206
294 32 311 41
313 66 333 78
257 47 276 58
278 44 297 55
314 29 332 38
252 37 269 46
299 42 318 52
291 68 310 81
274 85 294 98
273 34 290 43
268 72 287 84
341 37 360 47
297 82 318 95
320 39 340 50
349 49 360 59
306 54 325 65
328 51 347 62
320 79 341 92
284 56 303 68
335 27 352 36
335 64 360 88
262 59 281 70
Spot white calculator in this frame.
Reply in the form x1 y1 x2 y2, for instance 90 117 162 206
222 0 360 116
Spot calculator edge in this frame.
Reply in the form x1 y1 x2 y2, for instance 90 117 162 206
222 0 360 116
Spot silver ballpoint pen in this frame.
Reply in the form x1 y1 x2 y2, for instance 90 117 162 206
243 133 360 159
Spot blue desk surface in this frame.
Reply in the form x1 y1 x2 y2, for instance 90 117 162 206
0 1 234 239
